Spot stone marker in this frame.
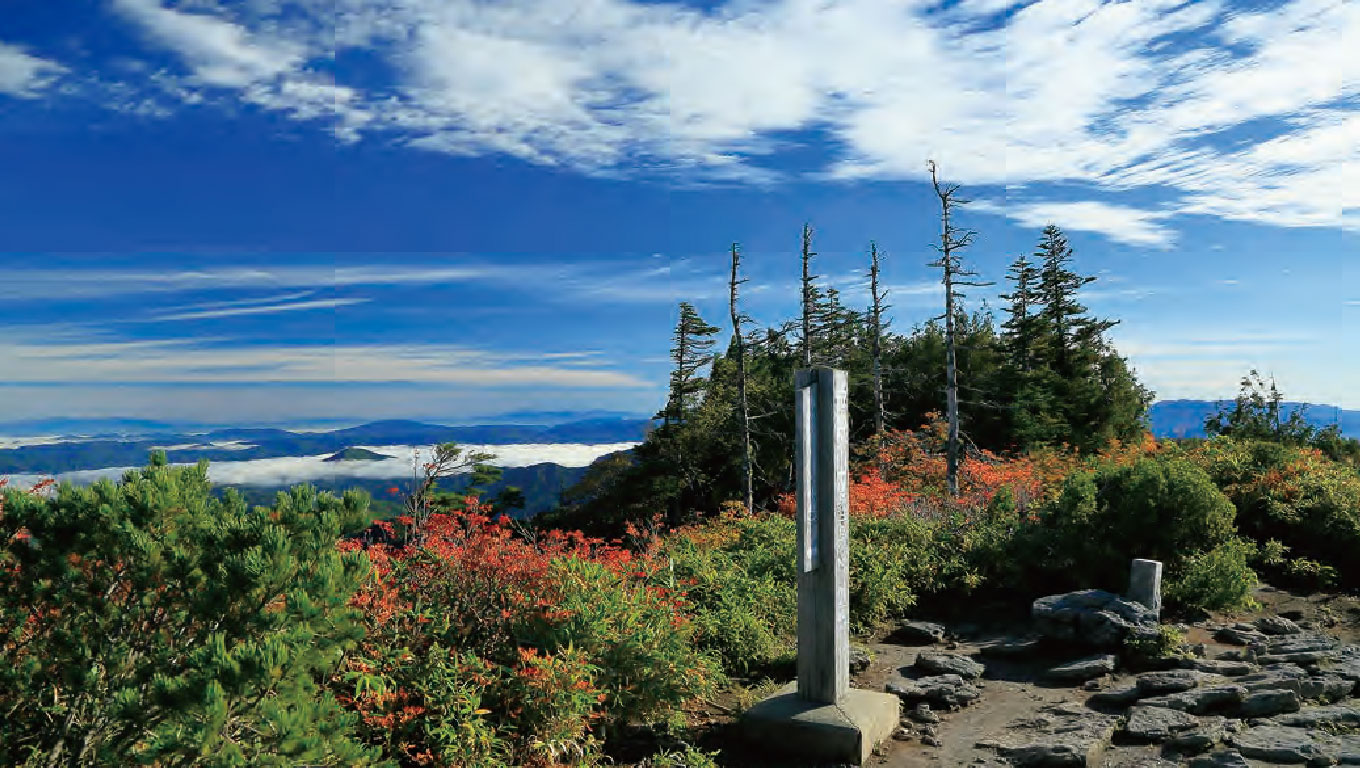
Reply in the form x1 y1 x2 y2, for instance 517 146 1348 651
1129 558 1163 618
742 369 898 765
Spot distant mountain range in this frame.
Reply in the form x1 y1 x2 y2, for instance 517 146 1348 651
228 462 590 519
1147 400 1358 439
0 418 650 475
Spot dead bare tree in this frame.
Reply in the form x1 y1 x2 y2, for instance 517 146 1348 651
729 242 754 514
800 223 817 367
868 241 890 434
927 160 990 497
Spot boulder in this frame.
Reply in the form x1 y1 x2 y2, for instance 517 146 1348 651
1047 654 1117 683
983 703 1118 767
1123 705 1200 742
906 702 939 724
1239 689 1300 718
1255 616 1303 636
1032 590 1158 648
1136 670 1202 695
897 620 948 645
915 652 984 680
885 673 982 709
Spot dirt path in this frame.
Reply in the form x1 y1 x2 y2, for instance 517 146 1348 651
680 584 1360 768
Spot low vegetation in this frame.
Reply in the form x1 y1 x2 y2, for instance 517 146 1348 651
2 220 1357 765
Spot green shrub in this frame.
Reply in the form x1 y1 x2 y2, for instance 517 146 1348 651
1022 453 1246 611
1166 536 1259 612
1189 439 1360 587
0 456 377 767
642 743 721 768
665 517 796 675
1123 625 1189 667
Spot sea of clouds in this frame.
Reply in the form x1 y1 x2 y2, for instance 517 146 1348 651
1 442 638 490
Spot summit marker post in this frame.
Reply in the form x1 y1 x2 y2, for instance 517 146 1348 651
794 367 851 703
741 367 898 765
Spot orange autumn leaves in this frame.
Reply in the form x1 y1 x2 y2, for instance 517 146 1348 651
335 500 713 766
777 424 1161 522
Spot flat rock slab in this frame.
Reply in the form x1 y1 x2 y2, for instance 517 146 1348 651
1256 616 1303 636
885 673 982 709
1239 689 1300 718
1216 627 1268 646
897 620 948 645
1168 715 1227 755
1186 658 1257 676
978 702 1118 767
1270 703 1360 729
1124 705 1200 742
741 683 900 766
1047 654 1118 683
1138 685 1247 715
1088 684 1142 708
1297 673 1353 702
916 651 985 680
1188 750 1251 767
1136 670 1202 695
1229 724 1360 764
981 638 1043 658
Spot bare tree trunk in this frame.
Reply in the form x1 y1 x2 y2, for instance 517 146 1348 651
869 241 886 435
928 161 980 498
729 243 754 514
801 223 814 367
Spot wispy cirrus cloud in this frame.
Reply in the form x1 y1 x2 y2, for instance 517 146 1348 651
149 297 371 321
0 336 649 387
0 259 732 307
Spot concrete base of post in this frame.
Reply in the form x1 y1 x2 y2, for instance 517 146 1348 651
741 683 899 766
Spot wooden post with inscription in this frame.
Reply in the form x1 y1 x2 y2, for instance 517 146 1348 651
795 367 851 704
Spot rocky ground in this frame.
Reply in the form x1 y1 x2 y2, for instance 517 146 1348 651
686 584 1360 768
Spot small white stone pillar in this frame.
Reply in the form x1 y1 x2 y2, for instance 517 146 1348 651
794 368 850 704
1129 558 1163 618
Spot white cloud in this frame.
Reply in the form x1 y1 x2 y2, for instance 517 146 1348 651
14 0 1353 240
111 0 301 87
0 337 650 387
149 296 370 321
4 441 640 488
0 42 65 97
971 199 1177 247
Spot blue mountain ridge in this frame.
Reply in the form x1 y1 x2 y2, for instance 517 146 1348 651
0 418 651 475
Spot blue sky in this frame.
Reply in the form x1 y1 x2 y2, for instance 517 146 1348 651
0 0 1355 426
